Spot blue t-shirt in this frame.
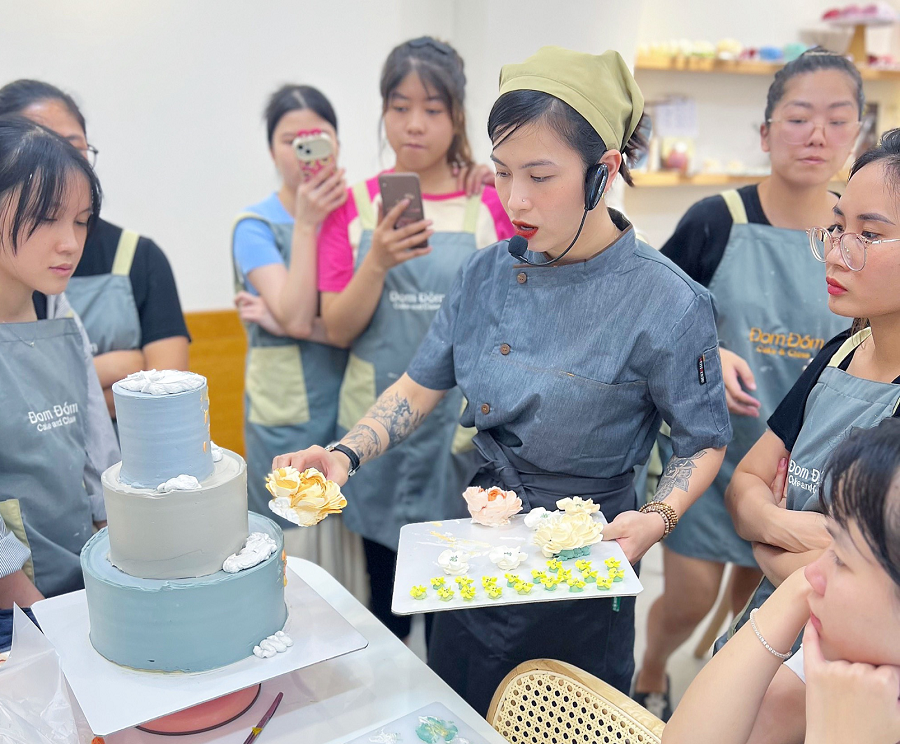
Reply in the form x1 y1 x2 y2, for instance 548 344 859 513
233 193 293 294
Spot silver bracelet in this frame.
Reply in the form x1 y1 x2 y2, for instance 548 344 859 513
749 608 793 660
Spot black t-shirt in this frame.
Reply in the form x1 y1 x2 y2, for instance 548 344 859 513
661 185 770 286
768 329 900 450
74 218 190 346
33 291 47 320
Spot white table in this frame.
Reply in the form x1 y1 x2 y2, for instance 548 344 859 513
101 558 507 744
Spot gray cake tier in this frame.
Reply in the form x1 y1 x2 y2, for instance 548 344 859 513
103 449 249 580
113 375 214 488
81 512 287 673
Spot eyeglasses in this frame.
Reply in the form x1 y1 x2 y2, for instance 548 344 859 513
78 144 99 168
767 117 861 146
807 226 900 271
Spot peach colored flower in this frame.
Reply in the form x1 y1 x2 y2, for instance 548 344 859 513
267 466 346 526
462 485 522 526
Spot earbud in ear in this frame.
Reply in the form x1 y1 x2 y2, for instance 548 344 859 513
584 163 609 211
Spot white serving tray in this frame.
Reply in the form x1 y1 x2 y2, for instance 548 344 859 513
31 569 367 736
391 514 642 615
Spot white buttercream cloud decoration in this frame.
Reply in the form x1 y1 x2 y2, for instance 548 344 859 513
437 549 470 575
156 474 201 493
210 441 224 462
116 369 206 396
489 545 528 570
266 466 347 527
252 630 293 659
223 532 278 573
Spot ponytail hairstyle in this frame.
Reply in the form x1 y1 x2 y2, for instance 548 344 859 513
0 115 102 254
264 84 338 145
764 46 864 124
0 79 88 134
845 127 900 334
380 36 473 169
487 90 649 186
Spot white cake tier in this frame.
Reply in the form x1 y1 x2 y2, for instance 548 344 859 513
103 449 249 580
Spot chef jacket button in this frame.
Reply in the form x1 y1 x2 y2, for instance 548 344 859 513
500 343 511 355
480 403 491 415
517 272 527 284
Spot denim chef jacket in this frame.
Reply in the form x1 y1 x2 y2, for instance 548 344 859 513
407 210 732 478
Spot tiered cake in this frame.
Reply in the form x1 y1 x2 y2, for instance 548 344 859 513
81 370 288 672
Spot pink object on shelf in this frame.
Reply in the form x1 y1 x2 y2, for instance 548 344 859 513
137 685 261 736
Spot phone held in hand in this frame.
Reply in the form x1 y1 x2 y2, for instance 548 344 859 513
378 173 428 249
292 129 335 182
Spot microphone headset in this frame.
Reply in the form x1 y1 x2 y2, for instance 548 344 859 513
508 162 609 266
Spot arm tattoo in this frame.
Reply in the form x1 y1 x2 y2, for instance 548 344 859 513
654 450 707 501
342 423 383 465
368 391 427 447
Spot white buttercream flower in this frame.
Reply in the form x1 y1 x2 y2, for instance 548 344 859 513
489 545 528 570
556 496 600 516
437 549 470 575
533 512 604 558
266 467 346 526
523 507 557 530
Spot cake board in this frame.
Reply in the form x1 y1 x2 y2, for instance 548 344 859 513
392 515 642 615
31 569 367 736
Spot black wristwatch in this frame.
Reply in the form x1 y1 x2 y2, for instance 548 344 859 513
327 443 360 477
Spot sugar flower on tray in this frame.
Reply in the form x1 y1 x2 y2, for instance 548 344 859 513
523 506 556 530
533 511 604 558
557 496 601 515
266 466 346 526
462 485 522 526
489 545 528 570
437 549 470 575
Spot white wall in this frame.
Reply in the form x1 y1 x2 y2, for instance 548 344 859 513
2 1 897 307
0 0 641 311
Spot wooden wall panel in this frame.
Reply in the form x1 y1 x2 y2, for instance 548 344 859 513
185 310 246 456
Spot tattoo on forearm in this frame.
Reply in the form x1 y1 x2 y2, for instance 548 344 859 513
368 391 427 447
654 450 707 501
342 423 383 465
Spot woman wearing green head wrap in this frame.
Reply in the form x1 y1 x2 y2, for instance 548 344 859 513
274 47 731 713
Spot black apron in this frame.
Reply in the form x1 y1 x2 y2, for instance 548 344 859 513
427 431 638 716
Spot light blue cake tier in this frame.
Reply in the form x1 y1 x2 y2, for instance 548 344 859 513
81 513 287 672
113 375 213 488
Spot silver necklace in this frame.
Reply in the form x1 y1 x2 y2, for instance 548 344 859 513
3 322 37 348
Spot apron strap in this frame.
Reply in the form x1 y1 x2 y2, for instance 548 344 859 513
461 195 481 235
352 181 377 232
230 212 274 293
111 229 140 276
721 190 748 225
827 327 872 368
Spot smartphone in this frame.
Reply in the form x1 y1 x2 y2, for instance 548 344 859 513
292 129 335 182
378 173 428 249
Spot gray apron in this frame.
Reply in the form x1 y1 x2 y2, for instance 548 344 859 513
337 182 481 551
724 328 900 646
428 431 638 716
232 212 349 524
64 229 142 355
0 318 93 597
665 190 846 566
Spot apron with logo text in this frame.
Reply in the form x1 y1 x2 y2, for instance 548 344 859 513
338 182 481 550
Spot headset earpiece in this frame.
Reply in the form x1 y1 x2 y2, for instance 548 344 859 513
584 163 609 211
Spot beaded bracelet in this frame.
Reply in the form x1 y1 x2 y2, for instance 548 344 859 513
749 608 793 660
638 501 679 538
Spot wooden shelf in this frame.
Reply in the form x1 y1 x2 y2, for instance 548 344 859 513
635 54 900 81
632 172 765 187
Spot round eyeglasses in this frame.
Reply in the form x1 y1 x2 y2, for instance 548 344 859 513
807 226 900 271
767 117 861 146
